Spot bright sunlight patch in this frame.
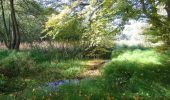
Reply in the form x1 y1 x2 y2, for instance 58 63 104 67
112 49 165 65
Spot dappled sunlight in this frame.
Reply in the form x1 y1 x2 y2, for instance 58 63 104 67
115 20 150 47
1 0 170 99
64 67 83 76
157 4 167 16
112 49 165 65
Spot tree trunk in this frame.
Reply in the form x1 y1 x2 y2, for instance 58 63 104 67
0 0 9 48
10 0 20 50
0 0 20 50
165 0 170 21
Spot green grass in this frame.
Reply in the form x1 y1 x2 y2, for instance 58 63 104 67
112 49 168 64
0 49 88 94
48 49 170 99
1 48 170 99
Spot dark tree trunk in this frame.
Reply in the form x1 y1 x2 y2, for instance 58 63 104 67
0 0 20 50
165 0 170 21
10 0 20 50
0 0 9 48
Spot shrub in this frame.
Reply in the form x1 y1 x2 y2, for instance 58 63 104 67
0 50 41 78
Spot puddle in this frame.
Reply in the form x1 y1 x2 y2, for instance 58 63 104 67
42 79 80 91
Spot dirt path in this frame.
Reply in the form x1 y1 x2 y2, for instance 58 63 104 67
81 59 110 77
46 59 110 89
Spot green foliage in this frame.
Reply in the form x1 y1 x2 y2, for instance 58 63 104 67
0 49 89 94
112 49 163 64
0 78 26 94
105 48 170 98
0 0 48 43
18 48 170 99
0 51 31 77
17 0 48 42
44 13 84 41
83 46 112 59
111 45 148 58
0 47 170 99
43 1 116 57
1 0 170 99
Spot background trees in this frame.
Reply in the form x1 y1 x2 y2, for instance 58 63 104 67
0 0 53 49
132 0 170 45
1 0 170 98
0 0 170 50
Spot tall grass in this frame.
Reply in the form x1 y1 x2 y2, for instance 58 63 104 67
16 48 170 99
0 49 88 94
1 47 170 99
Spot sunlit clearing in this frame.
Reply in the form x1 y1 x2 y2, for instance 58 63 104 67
115 19 150 47
112 50 163 65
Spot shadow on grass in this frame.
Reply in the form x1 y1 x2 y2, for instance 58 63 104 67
1 47 170 99
0 49 88 94
19 48 170 99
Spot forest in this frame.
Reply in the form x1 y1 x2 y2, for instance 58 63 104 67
0 0 170 99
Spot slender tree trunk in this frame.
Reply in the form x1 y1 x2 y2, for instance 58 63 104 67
0 0 20 50
10 0 20 50
165 0 170 21
0 0 9 48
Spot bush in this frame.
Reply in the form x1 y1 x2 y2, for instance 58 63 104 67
0 50 43 78
44 14 84 42
83 46 113 59
0 75 26 93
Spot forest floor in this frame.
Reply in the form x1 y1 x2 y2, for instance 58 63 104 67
80 59 110 77
0 46 170 99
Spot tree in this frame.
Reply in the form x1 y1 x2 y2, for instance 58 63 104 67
165 0 170 21
0 0 49 48
10 0 20 49
0 0 20 50
43 0 119 58
138 0 170 45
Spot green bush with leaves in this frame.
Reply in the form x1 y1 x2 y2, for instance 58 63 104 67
44 14 84 41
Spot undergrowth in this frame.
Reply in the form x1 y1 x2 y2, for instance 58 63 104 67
1 48 170 99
